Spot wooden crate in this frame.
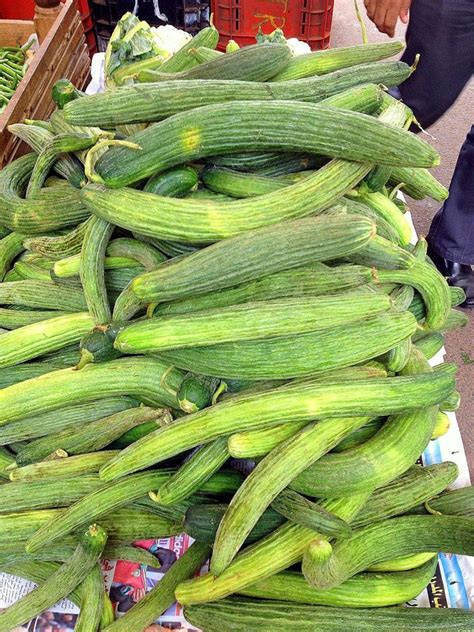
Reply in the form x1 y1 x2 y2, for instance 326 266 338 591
0 0 90 166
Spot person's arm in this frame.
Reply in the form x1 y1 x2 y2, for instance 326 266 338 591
364 0 412 37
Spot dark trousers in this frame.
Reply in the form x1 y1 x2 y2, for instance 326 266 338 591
394 0 474 264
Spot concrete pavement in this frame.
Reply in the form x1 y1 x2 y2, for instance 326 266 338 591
331 1 473 477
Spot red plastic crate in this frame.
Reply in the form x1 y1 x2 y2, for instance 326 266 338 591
211 0 334 51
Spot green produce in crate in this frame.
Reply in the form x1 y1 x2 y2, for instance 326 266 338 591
98 364 454 481
64 61 411 126
0 524 106 632
184 599 474 631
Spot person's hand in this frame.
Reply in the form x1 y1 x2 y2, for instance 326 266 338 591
364 0 412 37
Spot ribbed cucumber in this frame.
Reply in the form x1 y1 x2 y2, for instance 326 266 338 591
9 451 119 482
64 61 411 127
184 599 474 631
0 357 212 425
155 23 218 73
0 312 93 368
155 311 417 380
144 166 198 197
426 486 474 517
0 232 24 281
239 559 437 607
0 280 86 311
92 101 438 188
98 364 454 482
23 218 91 260
80 216 113 325
154 264 372 317
390 166 449 201
302 515 474 588
115 291 390 354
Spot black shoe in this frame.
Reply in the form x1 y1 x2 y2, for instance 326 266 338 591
427 243 474 307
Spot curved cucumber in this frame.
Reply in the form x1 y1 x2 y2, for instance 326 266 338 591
144 166 199 197
80 216 113 325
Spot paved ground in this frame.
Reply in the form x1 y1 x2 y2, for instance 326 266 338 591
332 2 473 478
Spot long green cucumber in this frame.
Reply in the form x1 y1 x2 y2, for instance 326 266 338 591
113 215 375 319
80 215 113 324
208 151 319 173
0 398 138 445
102 542 211 632
15 407 172 465
140 43 291 83
75 563 105 632
176 494 371 605
184 599 474 631
202 165 299 198
302 515 474 588
0 362 71 390
153 264 372 316
414 332 445 360
152 436 229 506
374 260 450 330
0 524 106 632
367 552 438 572
211 415 371 574
0 357 211 425
7 123 85 188
354 187 412 246
0 232 24 281
144 165 199 198
64 61 412 127
345 234 415 269
239 558 437 607
98 364 454 482
23 218 92 260
289 351 442 497
352 462 459 528
84 162 373 244
115 291 391 354
270 490 352 539
107 237 166 269
26 134 95 199
25 469 236 552
426 486 474 517
440 389 461 412
156 311 417 379
0 475 106 513
390 166 449 201
13 259 52 281
1 560 82 605
55 253 137 277
0 154 88 234
0 312 93 368
271 41 405 81
155 23 219 73
0 279 86 310
0 308 72 329
92 101 438 189
9 451 119 482
385 337 412 372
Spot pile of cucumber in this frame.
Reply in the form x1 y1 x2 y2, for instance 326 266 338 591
0 43 30 112
0 21 472 631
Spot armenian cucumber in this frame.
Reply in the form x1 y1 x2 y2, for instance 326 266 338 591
75 563 105 632
9 451 119 482
0 397 138 445
0 232 24 281
139 44 291 83
352 462 459 528
238 558 436 607
80 216 113 324
115 291 391 354
390 166 449 201
426 485 474 517
184 599 474 631
0 357 212 425
23 218 92 260
414 332 445 360
98 364 454 482
144 166 199 197
0 312 93 368
113 215 376 319
155 24 218 73
25 469 239 552
15 406 172 466
91 100 438 189
211 414 372 574
302 515 474 588
152 436 229 506
367 552 437 572
271 41 405 81
101 542 211 632
175 494 371 605
184 503 285 545
64 61 411 127
0 524 106 632
0 279 86 311
155 311 417 380
153 264 372 316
